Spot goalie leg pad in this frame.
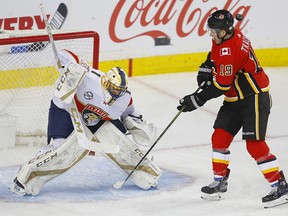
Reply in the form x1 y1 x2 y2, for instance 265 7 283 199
12 132 88 196
95 121 162 189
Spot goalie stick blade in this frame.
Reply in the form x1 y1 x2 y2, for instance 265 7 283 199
10 3 68 54
113 181 125 189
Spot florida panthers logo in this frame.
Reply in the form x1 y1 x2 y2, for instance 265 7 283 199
82 104 109 124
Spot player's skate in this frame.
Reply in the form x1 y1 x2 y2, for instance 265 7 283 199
262 171 288 208
9 178 26 196
201 168 230 201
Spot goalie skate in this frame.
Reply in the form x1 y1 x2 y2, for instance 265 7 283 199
9 178 26 196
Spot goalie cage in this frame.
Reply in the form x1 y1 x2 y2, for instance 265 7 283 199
0 30 99 147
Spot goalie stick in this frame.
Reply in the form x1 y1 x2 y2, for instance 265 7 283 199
40 3 118 154
113 84 204 189
8 3 68 54
40 3 62 69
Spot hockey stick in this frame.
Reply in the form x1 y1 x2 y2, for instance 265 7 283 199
40 3 61 69
40 3 118 154
9 3 68 54
113 107 184 189
49 3 68 30
113 85 203 189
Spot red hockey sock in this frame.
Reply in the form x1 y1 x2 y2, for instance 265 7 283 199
211 129 233 178
246 140 281 184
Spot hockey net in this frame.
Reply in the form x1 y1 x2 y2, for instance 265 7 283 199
0 30 99 146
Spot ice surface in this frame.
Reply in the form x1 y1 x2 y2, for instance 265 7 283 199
0 67 287 215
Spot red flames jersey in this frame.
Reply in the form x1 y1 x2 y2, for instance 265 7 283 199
210 29 270 102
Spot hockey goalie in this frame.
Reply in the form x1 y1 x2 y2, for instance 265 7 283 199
10 49 162 196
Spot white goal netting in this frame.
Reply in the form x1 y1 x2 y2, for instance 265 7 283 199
0 30 99 146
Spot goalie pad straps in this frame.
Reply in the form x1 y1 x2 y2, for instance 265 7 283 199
123 115 156 147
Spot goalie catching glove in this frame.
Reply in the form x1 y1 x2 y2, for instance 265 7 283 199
123 114 156 147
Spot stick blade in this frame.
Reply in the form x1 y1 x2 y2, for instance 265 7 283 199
113 181 124 189
50 3 68 29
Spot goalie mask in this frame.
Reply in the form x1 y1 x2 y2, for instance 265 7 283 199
101 67 128 105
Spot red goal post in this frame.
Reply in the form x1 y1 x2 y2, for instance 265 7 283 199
0 30 99 146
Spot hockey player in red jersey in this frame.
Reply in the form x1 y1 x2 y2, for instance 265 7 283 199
177 9 288 207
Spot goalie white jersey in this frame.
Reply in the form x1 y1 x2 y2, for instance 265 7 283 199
53 49 132 125
53 69 132 125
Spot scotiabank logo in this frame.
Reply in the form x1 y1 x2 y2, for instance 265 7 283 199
109 0 251 45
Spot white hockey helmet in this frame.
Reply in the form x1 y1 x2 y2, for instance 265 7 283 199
101 67 128 105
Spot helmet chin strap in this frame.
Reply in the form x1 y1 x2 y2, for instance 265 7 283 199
103 90 116 105
219 33 227 42
105 98 116 106
215 29 226 43
216 29 233 43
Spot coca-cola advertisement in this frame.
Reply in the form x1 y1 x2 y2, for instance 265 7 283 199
0 0 287 61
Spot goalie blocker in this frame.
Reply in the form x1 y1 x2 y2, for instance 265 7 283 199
10 121 162 195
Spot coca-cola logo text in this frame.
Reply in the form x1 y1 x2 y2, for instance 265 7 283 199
109 0 251 42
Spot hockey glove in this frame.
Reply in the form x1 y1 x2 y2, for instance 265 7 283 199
177 93 206 112
197 63 212 89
